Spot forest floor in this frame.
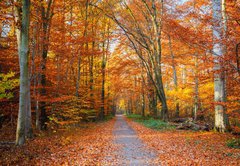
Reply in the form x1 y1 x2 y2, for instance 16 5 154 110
0 119 117 165
0 115 240 165
127 117 240 165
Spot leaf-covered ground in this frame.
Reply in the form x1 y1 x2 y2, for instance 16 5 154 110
126 118 240 165
0 119 117 165
1 117 240 165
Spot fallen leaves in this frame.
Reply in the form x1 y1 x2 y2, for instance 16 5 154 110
126 117 240 165
1 116 240 165
0 119 116 165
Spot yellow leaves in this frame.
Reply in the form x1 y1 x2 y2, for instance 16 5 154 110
47 51 55 58
165 80 214 115
41 0 49 10
199 81 214 101
0 72 19 99
166 87 193 103
60 136 72 146
119 99 125 110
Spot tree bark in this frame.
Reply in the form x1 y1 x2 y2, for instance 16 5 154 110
39 0 54 130
141 70 145 117
212 0 230 132
15 0 31 145
193 54 199 121
168 35 179 118
76 0 89 98
76 56 81 97
25 78 32 138
100 17 111 119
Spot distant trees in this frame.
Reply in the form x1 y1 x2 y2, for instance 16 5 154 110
94 0 169 120
102 0 239 132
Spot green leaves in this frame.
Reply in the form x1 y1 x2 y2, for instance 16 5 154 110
0 72 19 99
127 114 175 130
226 138 240 149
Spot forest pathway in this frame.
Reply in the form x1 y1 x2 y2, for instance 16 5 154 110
110 115 158 165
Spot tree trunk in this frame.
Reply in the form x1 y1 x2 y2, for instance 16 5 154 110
15 0 31 146
39 0 54 130
168 35 179 118
152 0 168 121
148 75 157 118
40 34 48 130
89 41 94 108
76 56 81 97
193 54 199 121
212 0 230 132
182 65 187 85
25 79 32 138
35 73 41 129
100 41 106 120
141 71 145 117
100 18 110 119
31 10 40 130
192 0 199 122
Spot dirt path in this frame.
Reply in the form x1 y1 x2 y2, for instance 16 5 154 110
110 115 158 165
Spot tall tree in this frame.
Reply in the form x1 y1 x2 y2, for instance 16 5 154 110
15 0 31 145
99 17 110 120
168 34 179 118
39 0 54 130
212 0 230 132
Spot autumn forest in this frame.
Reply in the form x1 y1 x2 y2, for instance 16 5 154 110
0 0 240 165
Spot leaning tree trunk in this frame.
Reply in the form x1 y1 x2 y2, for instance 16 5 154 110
15 0 31 146
153 0 168 121
212 0 230 132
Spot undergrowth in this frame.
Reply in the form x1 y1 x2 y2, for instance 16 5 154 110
226 138 240 149
127 114 175 130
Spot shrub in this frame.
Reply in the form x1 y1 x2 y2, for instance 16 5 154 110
127 114 175 130
226 138 240 149
126 114 142 119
